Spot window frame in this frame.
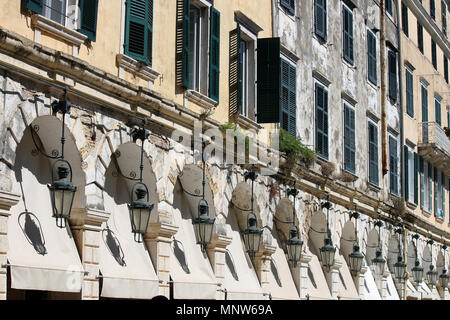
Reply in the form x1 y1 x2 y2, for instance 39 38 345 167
280 56 297 137
343 103 356 174
431 39 437 70
367 29 377 85
435 95 442 126
402 2 409 36
315 82 329 160
389 135 399 196
405 66 414 117
421 81 429 122
342 3 354 65
418 22 424 54
388 49 398 101
368 120 379 186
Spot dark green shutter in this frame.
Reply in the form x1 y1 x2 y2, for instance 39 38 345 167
229 27 241 117
420 156 424 208
402 2 409 36
414 152 418 205
386 0 392 16
125 0 153 66
434 167 438 215
404 146 409 201
315 0 327 40
182 0 190 88
280 0 295 15
343 6 353 64
441 172 445 218
78 0 99 41
432 40 437 69
209 7 220 103
368 122 379 185
435 98 442 125
444 55 448 83
429 163 433 211
442 0 447 35
431 0 436 19
368 31 377 85
388 50 397 100
389 136 398 195
257 38 281 124
315 84 328 159
24 0 42 14
422 85 428 122
406 69 414 117
280 59 296 136
344 105 355 173
418 22 424 54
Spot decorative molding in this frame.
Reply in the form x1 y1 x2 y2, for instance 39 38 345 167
31 14 87 46
116 54 160 83
185 89 218 110
312 69 331 87
367 110 380 123
280 44 300 63
231 113 262 132
404 60 416 71
234 11 263 35
405 138 417 149
341 91 358 106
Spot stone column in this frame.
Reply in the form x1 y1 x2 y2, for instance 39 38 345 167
325 259 342 300
254 243 276 299
380 273 388 299
206 233 232 300
145 222 179 298
0 191 20 300
354 265 367 299
290 252 311 300
69 208 110 300
393 277 405 300
442 287 449 300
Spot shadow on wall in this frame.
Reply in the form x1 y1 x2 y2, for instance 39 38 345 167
172 238 190 274
225 249 239 281
102 226 126 267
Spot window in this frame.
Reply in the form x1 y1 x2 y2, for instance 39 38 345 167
280 0 295 15
418 22 424 54
431 0 436 19
281 58 297 137
238 30 256 118
315 0 327 40
420 157 433 212
402 2 409 36
443 0 447 35
445 55 449 83
367 30 377 85
421 83 428 122
388 50 397 100
125 0 154 66
368 121 379 186
404 145 418 204
344 104 355 173
434 168 445 218
315 83 329 159
435 96 442 125
343 5 354 64
406 68 414 117
24 0 98 41
432 40 437 70
386 0 393 16
188 5 208 94
389 136 399 195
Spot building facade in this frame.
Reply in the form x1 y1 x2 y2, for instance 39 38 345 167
0 0 448 300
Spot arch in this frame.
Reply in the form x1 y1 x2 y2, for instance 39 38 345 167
407 241 419 273
274 197 296 246
387 235 401 272
366 228 380 267
340 220 356 265
308 211 328 256
230 180 262 232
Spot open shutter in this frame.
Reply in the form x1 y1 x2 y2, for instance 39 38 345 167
343 7 353 64
209 7 220 103
404 146 409 201
315 0 327 40
315 84 328 159
441 172 445 218
257 38 281 123
229 27 241 117
288 63 296 136
280 59 296 136
429 163 433 211
434 167 438 216
78 0 99 42
367 31 377 84
24 0 43 14
182 0 191 88
420 156 424 208
125 0 153 65
388 51 397 100
414 152 418 205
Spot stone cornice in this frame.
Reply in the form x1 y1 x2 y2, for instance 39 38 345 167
0 191 20 213
116 54 160 83
185 89 218 110
31 14 87 46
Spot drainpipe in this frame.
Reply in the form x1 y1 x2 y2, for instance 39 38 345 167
396 0 405 200
403 226 408 300
380 0 388 177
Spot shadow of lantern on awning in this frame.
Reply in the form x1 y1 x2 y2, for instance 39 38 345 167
225 249 239 281
102 226 126 267
172 237 190 274
270 259 282 287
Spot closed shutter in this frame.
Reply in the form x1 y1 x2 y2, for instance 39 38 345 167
367 31 377 84
444 55 448 83
406 69 414 117
386 0 392 16
441 172 445 218
418 22 424 53
24 0 43 14
344 105 355 173
343 6 353 64
435 99 442 125
209 7 220 103
428 163 433 212
125 0 153 66
315 0 327 40
404 146 409 201
78 0 99 41
431 0 436 19
402 2 409 36
181 0 190 87
389 136 398 195
257 38 281 124
422 85 428 122
434 167 438 216
432 40 437 69
414 152 418 205
443 1 447 35
368 122 379 185
315 84 328 159
420 156 424 208
280 59 296 136
229 27 241 117
280 0 295 15
388 50 397 100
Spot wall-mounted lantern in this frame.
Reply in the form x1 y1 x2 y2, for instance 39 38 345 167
243 169 262 259
371 221 386 277
286 186 303 267
411 234 424 284
426 240 438 287
348 207 364 275
439 245 449 289
393 227 407 282
319 194 336 272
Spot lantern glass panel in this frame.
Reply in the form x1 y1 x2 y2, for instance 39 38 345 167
393 260 407 281
349 253 363 274
412 264 424 284
439 271 449 288
427 268 438 286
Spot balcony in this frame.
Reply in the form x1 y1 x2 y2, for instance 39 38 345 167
418 122 450 175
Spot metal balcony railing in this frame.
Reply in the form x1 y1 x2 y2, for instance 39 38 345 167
418 122 450 157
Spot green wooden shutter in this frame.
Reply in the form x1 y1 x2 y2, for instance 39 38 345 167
406 69 414 117
315 0 327 40
422 85 428 122
315 84 328 159
389 136 398 195
78 0 99 42
420 156 424 208
418 22 424 53
388 50 397 100
229 27 241 117
344 105 355 173
280 59 296 136
432 40 437 69
367 31 377 85
343 6 353 64
435 98 442 125
404 145 409 201
182 0 191 88
209 7 220 103
402 2 409 36
368 122 379 185
414 152 418 205
444 55 448 83
386 0 392 16
431 0 436 19
441 172 445 218
442 0 447 35
125 0 153 66
280 0 295 15
429 163 433 211
257 38 281 124
24 0 43 14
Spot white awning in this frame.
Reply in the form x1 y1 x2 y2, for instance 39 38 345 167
98 193 159 299
385 273 400 300
222 212 265 300
336 252 360 300
169 196 218 299
363 266 382 300
418 281 434 300
306 247 332 300
265 230 300 300
406 279 421 300
8 167 84 293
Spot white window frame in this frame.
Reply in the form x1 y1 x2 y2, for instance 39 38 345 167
407 146 415 203
388 133 399 196
42 0 78 29
238 24 257 120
